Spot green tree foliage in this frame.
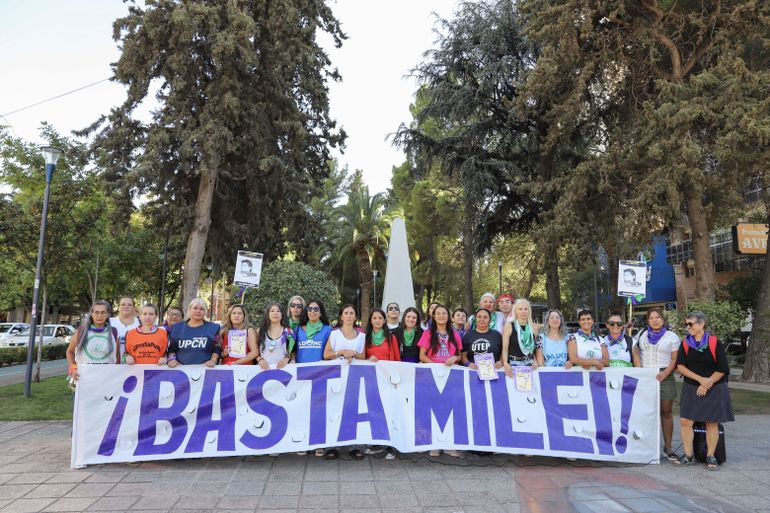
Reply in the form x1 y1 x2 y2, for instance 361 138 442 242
83 0 347 309
239 260 339 322
668 301 746 342
718 274 762 312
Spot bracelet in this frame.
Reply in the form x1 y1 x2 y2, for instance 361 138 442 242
168 354 177 361
257 356 264 362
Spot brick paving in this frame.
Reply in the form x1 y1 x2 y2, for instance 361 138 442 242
0 417 767 512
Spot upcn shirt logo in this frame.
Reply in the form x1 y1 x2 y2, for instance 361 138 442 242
178 337 209 349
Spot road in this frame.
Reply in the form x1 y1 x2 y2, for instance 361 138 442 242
0 359 68 387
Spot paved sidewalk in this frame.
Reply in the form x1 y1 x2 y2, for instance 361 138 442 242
0 416 768 513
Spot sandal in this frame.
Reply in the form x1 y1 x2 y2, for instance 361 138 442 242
349 449 365 460
706 455 719 471
664 447 678 462
323 449 339 460
672 454 694 466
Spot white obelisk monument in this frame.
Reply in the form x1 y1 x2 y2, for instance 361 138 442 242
381 217 416 314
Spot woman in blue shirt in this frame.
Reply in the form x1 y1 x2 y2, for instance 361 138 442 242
168 298 221 367
537 309 569 368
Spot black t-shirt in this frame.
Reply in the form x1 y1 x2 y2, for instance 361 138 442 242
393 326 422 362
675 338 729 386
462 329 503 363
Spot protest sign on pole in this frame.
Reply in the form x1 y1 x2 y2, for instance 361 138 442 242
71 362 660 467
233 251 263 304
617 260 647 297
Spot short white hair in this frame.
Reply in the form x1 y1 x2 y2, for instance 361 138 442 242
187 297 209 315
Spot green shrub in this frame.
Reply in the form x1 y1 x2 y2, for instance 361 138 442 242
667 301 746 341
238 260 340 322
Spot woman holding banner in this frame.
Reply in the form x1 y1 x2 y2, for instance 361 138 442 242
603 312 639 368
634 307 680 461
418 304 463 458
286 295 305 331
461 308 503 369
537 309 570 368
502 299 542 376
672 311 733 470
66 300 120 383
567 309 608 370
168 298 221 368
397 307 422 363
295 299 333 457
219 304 258 365
124 304 168 366
256 302 294 368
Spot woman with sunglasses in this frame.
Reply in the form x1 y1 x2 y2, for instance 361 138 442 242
397 307 422 363
385 302 401 330
286 296 306 331
672 311 733 470
294 299 333 457
537 309 570 368
602 312 640 368
634 307 680 461
567 309 608 370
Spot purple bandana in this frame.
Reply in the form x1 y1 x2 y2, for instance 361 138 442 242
685 331 710 351
646 326 667 345
606 333 624 346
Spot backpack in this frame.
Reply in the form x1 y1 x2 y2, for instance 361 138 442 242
682 335 718 361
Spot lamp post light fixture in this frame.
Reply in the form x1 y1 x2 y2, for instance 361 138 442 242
24 146 63 398
372 269 379 309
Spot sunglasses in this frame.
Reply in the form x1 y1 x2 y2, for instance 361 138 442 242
167 313 182 318
387 306 400 311
607 321 624 327
306 306 321 312
685 322 697 328
290 303 303 309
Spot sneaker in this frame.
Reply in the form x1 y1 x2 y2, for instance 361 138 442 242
315 448 325 457
429 450 441 457
349 449 365 460
385 451 396 460
445 450 464 458
297 451 307 456
365 445 385 455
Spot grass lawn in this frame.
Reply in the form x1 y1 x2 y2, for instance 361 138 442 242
0 376 769 421
0 376 73 421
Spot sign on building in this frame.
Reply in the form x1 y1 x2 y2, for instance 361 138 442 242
732 223 768 255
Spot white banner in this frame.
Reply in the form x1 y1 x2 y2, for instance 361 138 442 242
71 363 660 468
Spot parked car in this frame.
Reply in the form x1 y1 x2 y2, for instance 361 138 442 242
0 324 76 348
0 323 30 344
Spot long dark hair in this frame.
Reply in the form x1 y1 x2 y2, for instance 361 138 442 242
76 300 115 350
365 308 390 347
299 299 330 326
400 307 423 336
257 302 288 350
428 304 459 356
334 304 358 328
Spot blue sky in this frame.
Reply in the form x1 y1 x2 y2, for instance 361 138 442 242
0 0 458 193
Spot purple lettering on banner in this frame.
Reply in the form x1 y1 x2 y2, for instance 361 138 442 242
240 369 292 450
489 373 544 450
338 365 390 442
589 372 614 455
414 367 469 446
467 372 491 446
134 370 190 456
185 370 237 453
539 371 593 454
615 375 639 454
97 376 137 456
297 365 341 445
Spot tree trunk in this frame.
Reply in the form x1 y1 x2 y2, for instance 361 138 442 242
684 183 716 302
181 168 218 311
545 241 561 310
462 207 475 313
742 187 770 383
34 285 47 383
356 248 373 328
521 254 540 299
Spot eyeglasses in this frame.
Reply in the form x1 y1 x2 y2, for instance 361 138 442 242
167 313 182 318
607 321 624 327
290 303 303 309
306 306 321 312
387 306 400 311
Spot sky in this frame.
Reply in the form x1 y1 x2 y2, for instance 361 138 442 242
0 0 459 193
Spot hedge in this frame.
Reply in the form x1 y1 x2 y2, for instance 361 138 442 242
0 344 68 366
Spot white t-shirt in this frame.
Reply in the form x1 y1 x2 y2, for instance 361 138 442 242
635 329 680 368
110 316 139 355
573 332 605 360
603 335 633 367
387 323 400 330
328 330 365 356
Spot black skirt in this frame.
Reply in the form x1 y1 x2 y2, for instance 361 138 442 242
679 381 735 423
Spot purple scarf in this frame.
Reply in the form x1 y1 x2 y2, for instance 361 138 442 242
606 333 624 346
685 331 710 351
646 326 667 345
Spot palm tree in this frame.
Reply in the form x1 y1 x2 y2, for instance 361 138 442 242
331 175 391 325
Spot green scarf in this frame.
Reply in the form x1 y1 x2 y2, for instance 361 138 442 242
514 321 535 355
371 330 386 346
289 318 299 330
305 320 323 339
402 329 415 347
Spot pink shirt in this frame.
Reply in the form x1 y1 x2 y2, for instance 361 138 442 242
417 330 462 363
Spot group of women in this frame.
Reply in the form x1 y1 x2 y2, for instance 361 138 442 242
65 292 734 470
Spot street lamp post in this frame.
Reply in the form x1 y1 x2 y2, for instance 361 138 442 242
498 261 503 295
372 269 379 309
24 146 62 398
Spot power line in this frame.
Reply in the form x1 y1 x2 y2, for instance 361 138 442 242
0 77 114 118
